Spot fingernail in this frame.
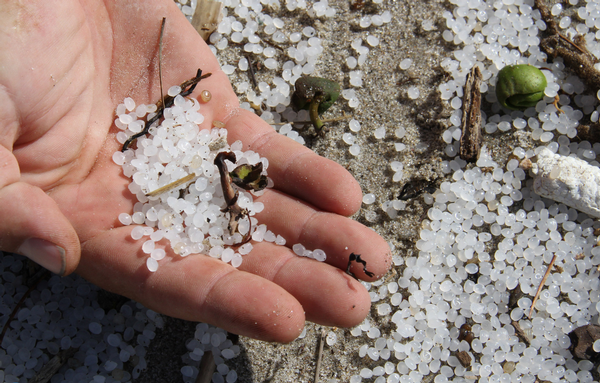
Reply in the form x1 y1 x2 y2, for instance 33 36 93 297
17 238 66 275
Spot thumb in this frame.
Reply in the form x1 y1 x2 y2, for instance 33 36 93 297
0 182 81 275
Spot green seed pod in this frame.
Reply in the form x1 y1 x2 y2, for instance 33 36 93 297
495 64 547 110
292 76 340 114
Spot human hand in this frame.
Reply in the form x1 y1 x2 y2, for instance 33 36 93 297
0 0 391 342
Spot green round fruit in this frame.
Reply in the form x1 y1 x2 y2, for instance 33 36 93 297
495 64 547 110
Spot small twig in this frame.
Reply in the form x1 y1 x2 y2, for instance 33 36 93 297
0 270 49 348
552 94 564 114
214 152 251 241
314 328 327 383
507 283 523 310
528 253 557 319
245 54 258 90
459 66 482 162
262 38 285 52
158 18 166 110
195 350 215 383
29 347 77 383
511 320 531 346
146 173 197 197
559 33 587 54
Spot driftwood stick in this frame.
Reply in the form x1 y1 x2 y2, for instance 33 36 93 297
459 66 483 162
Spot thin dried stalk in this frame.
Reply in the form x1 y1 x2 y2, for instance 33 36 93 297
528 253 557 319
146 173 197 197
214 152 251 241
314 329 327 383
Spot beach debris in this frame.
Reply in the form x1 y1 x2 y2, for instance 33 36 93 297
576 123 600 143
495 64 547 110
292 76 340 131
535 0 600 92
512 321 531 346
507 283 523 310
397 178 437 201
459 66 483 162
245 54 259 91
521 147 600 218
314 328 327 383
29 348 77 383
146 173 197 197
345 253 374 279
458 323 474 345
456 351 472 367
503 362 516 374
121 69 211 151
229 162 268 192
214 151 261 240
191 0 224 41
195 350 216 383
568 324 600 362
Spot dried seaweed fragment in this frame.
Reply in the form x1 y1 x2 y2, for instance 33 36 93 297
230 163 268 192
346 252 374 279
398 178 437 200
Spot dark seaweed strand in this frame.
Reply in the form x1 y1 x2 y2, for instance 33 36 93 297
346 252 374 279
121 69 212 152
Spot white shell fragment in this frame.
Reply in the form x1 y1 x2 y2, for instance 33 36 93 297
529 147 600 218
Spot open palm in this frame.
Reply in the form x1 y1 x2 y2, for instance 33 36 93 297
0 0 391 341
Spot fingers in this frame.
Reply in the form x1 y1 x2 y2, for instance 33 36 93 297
0 181 81 275
238 241 372 328
254 189 392 280
77 227 306 343
223 109 363 217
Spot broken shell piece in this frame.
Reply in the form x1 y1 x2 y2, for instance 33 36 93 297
526 147 600 218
